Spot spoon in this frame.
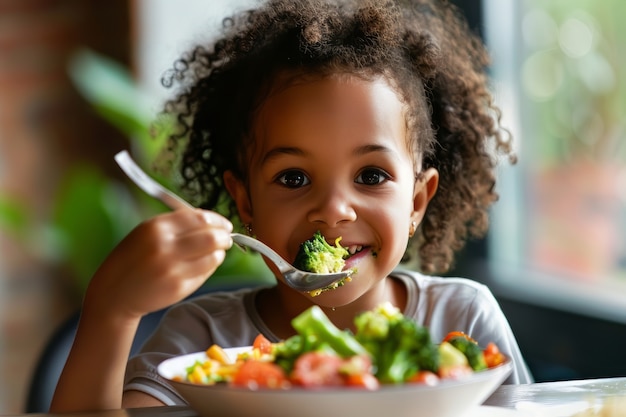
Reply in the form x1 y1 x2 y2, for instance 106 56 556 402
113 150 353 293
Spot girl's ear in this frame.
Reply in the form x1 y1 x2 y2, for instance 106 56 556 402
224 170 253 224
411 167 439 225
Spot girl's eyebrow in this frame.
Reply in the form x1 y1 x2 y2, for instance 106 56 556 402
261 143 394 165
260 146 306 165
354 143 393 156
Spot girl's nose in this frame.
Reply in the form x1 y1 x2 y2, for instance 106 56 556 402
306 186 357 227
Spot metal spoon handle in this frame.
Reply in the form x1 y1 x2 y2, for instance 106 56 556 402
230 233 294 274
115 150 291 274
114 150 193 211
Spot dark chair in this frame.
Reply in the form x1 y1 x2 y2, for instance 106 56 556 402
24 283 257 413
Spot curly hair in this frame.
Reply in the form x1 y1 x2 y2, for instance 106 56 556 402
156 0 515 274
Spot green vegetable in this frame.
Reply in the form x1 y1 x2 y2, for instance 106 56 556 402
447 336 487 371
272 306 368 374
354 302 439 384
291 305 368 358
293 231 349 274
438 341 469 368
272 335 307 374
273 303 445 384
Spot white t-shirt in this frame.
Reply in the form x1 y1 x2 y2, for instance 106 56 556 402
124 270 533 405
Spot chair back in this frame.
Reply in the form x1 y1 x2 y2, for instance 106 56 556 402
24 282 259 412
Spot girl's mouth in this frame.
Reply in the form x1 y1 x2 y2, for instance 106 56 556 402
346 245 364 256
344 246 370 269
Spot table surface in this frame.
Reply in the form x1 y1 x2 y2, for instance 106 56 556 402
483 376 626 409
9 377 626 417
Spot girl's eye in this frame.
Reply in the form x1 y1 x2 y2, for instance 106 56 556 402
355 168 390 185
276 170 310 188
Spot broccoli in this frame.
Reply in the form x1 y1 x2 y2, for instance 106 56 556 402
291 305 368 358
354 302 439 384
447 336 487 371
272 335 307 374
293 231 349 274
273 305 369 374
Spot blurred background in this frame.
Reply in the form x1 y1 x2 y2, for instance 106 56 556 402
0 0 624 413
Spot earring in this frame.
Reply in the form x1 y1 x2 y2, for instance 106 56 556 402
408 221 417 238
243 223 254 236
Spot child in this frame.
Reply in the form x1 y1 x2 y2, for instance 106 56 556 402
51 0 532 411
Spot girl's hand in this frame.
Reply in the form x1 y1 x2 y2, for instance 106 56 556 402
85 209 233 321
52 208 232 413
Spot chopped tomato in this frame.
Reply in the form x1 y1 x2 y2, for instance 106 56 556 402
408 370 439 386
442 331 476 344
253 333 273 354
232 360 288 389
483 342 505 368
290 352 345 387
344 373 380 390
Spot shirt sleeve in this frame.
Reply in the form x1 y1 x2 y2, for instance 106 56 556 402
463 283 534 384
408 273 534 385
123 289 263 403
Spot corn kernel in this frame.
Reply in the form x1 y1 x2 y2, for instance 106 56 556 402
206 344 232 365
188 365 207 384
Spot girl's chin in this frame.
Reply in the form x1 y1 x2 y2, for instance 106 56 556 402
305 289 359 308
302 275 374 308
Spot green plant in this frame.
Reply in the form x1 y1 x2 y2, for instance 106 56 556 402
0 49 273 294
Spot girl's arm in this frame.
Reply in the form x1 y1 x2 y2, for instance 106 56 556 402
50 209 233 412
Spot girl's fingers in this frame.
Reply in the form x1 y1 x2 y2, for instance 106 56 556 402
136 210 232 255
173 227 233 260
154 209 233 235
200 210 233 231
89 209 234 317
173 249 228 283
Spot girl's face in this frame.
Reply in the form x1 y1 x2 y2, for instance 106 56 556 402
226 74 437 307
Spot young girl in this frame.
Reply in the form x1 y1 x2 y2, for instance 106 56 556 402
51 0 532 411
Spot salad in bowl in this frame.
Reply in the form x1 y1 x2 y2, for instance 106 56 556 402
158 303 512 417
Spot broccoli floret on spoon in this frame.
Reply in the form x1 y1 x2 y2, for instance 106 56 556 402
293 231 353 296
293 231 349 274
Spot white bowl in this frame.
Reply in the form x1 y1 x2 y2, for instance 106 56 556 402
158 347 512 417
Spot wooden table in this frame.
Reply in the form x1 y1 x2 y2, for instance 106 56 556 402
10 377 626 417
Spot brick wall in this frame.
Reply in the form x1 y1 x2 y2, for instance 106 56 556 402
0 0 130 412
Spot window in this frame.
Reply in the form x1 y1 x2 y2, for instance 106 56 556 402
484 0 626 322
134 0 257 107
